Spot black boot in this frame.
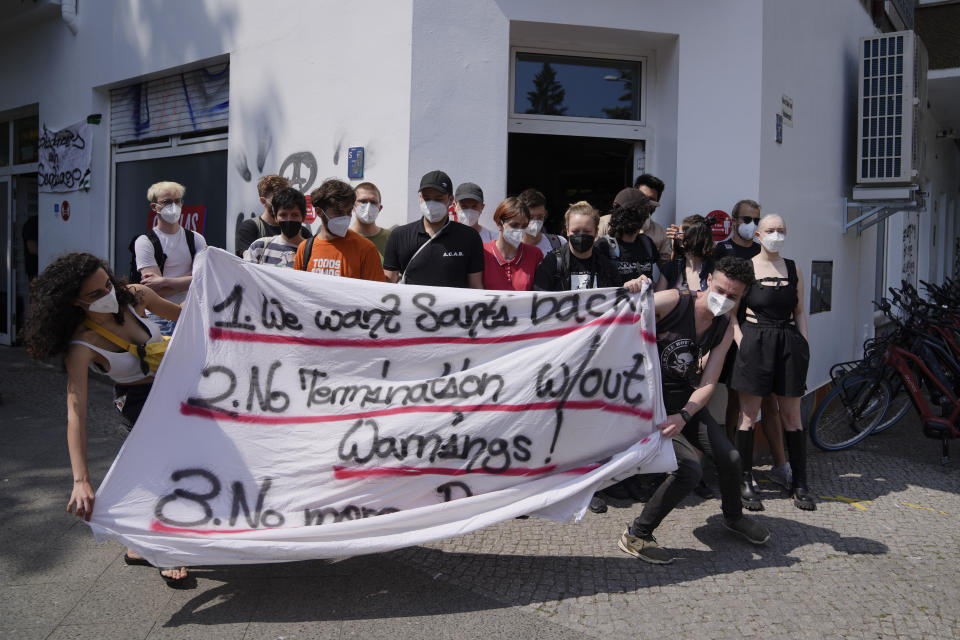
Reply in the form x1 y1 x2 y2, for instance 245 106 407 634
785 430 816 511
735 429 763 511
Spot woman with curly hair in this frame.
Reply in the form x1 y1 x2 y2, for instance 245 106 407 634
594 188 662 286
24 252 188 586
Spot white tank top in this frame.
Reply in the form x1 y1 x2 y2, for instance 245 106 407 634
69 306 165 384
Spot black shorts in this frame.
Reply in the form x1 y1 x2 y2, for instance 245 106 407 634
730 323 809 398
114 382 153 431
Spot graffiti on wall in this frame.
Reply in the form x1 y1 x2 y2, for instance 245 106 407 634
112 64 229 144
902 218 917 287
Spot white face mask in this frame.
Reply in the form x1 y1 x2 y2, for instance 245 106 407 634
737 221 757 241
420 199 448 223
524 219 544 236
759 231 785 253
354 202 380 224
458 208 481 227
323 212 351 237
707 291 736 317
87 286 119 314
158 203 181 224
501 226 525 248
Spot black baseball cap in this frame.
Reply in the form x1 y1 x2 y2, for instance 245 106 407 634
455 182 484 203
419 170 453 195
614 187 659 209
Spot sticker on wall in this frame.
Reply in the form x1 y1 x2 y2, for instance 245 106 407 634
776 113 783 144
304 194 316 224
61 200 70 221
706 210 731 242
348 147 364 179
781 95 794 127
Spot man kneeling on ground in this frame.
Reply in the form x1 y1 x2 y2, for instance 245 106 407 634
619 256 770 564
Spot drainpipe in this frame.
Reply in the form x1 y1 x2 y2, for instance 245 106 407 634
61 0 78 35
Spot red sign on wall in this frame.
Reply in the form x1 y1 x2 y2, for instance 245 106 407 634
304 195 316 224
707 209 731 242
147 205 207 233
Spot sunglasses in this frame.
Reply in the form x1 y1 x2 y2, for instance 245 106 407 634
738 216 759 224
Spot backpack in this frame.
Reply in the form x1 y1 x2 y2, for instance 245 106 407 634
128 228 197 283
546 233 562 251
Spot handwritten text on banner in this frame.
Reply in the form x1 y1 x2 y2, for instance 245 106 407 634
89 248 674 566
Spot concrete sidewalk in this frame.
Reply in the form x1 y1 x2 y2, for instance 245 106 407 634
2 347 959 639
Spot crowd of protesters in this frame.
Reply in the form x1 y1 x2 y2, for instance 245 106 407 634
23 167 813 581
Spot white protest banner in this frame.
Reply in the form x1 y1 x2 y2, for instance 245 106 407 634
37 121 92 192
89 248 674 566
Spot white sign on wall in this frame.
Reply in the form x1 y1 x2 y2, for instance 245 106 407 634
781 95 794 128
89 249 674 567
37 121 92 192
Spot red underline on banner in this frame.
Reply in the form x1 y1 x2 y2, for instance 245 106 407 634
150 520 266 535
332 463 602 479
208 316 656 347
180 400 654 424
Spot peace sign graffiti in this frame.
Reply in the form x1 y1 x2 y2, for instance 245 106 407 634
279 151 318 193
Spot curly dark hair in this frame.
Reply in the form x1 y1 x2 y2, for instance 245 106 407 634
24 252 136 360
713 256 755 287
608 201 655 238
634 174 665 200
271 187 307 218
680 215 715 259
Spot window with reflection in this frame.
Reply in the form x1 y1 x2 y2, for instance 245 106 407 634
514 52 642 121
14 116 38 164
0 122 9 167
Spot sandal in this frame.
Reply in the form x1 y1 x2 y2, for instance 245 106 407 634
159 567 190 588
123 553 152 567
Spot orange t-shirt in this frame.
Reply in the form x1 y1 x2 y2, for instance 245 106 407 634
293 230 385 282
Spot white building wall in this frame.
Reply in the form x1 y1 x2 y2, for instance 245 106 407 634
407 0 764 230
757 0 878 389
0 0 414 265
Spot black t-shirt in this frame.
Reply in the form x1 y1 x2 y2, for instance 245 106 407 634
235 216 310 257
595 235 658 285
383 218 484 287
532 245 621 292
656 292 730 413
714 239 761 261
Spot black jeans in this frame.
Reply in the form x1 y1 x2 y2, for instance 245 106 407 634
632 409 742 536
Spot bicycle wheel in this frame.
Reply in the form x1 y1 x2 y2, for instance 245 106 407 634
872 384 912 433
809 374 891 451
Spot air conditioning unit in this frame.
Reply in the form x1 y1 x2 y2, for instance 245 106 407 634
857 30 928 185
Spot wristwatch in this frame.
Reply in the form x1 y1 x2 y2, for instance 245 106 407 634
679 409 692 424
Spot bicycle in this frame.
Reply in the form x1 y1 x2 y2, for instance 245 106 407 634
809 281 960 462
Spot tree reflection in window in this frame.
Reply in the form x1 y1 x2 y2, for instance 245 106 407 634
515 52 641 121
526 63 568 115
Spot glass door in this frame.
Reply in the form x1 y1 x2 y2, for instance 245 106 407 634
0 177 12 345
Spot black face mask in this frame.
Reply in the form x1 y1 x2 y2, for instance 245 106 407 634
278 220 302 238
568 233 595 253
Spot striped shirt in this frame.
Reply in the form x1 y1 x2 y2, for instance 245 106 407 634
243 235 302 268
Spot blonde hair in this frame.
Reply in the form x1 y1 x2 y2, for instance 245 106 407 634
758 213 786 232
146 181 186 203
257 174 291 198
564 200 599 232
